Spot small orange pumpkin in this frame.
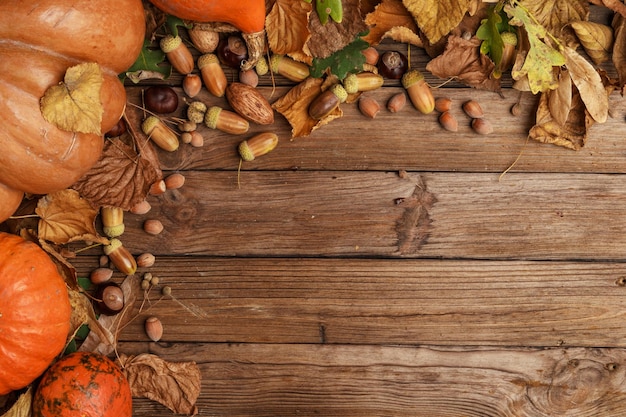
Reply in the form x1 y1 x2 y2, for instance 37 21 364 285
0 232 71 395
32 351 132 417
0 0 146 222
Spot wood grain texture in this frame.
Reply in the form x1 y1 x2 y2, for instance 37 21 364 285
118 342 626 417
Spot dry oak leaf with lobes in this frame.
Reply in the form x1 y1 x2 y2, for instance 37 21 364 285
40 62 104 135
266 0 312 55
402 0 472 45
36 189 109 245
119 353 201 416
362 0 422 47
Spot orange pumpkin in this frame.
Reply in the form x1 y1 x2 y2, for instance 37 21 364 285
32 351 132 417
0 232 71 395
0 0 146 223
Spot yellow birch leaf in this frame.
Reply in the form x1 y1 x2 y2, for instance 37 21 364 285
40 62 103 135
562 45 609 123
402 0 472 44
570 20 614 65
266 0 312 55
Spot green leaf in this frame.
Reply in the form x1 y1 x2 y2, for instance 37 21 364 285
310 35 369 80
166 15 192 38
505 3 565 94
476 7 504 68
122 39 172 83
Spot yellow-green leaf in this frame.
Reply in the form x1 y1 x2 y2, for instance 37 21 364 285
40 62 103 135
402 0 471 44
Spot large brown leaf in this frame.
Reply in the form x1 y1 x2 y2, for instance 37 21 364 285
562 45 608 123
362 0 422 47
119 353 201 416
307 0 368 59
266 0 312 55
612 14 626 95
519 0 588 43
402 0 471 44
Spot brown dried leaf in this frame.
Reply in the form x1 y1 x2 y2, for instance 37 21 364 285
272 77 343 138
38 238 79 289
562 45 608 123
548 68 572 126
425 35 500 92
570 21 614 65
362 0 422 47
1 387 31 417
266 0 312 55
119 353 201 416
402 0 471 44
72 132 162 211
612 14 626 94
36 189 109 245
68 287 116 354
529 87 593 150
520 0 588 45
307 0 368 59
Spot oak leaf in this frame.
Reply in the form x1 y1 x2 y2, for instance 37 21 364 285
272 77 343 138
402 0 472 44
266 0 312 55
40 62 103 135
119 353 201 416
36 189 109 245
425 35 500 92
362 0 422 47
562 45 608 123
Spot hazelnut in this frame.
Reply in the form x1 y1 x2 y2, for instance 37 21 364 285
144 219 164 235
145 316 163 342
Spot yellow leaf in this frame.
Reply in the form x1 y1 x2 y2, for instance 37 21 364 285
36 189 109 245
363 0 422 47
266 0 312 55
519 0 588 39
402 0 472 44
562 46 609 123
570 20 614 65
40 62 104 135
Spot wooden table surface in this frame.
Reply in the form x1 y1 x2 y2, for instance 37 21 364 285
61 7 626 416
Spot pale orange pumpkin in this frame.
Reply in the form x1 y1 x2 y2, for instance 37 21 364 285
0 0 146 222
0 232 72 395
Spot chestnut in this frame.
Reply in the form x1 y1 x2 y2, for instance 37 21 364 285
94 282 125 315
105 118 127 138
217 35 248 69
144 85 179 114
377 50 408 79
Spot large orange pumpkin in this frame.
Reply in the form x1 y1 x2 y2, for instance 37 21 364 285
32 351 132 417
0 232 72 395
0 0 146 222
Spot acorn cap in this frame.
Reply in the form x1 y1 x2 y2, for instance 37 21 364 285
401 69 425 89
205 106 222 129
197 53 220 69
160 35 182 53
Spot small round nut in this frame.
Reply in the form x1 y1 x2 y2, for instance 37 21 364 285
164 173 185 190
438 111 458 132
462 100 484 118
190 131 204 147
387 92 406 113
434 97 452 113
358 96 381 119
144 219 164 235
136 253 156 268
149 180 167 196
471 118 493 135
130 200 152 215
90 267 114 285
145 316 164 342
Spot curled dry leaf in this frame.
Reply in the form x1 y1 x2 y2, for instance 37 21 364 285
362 0 422 47
119 353 201 416
36 189 109 245
266 0 312 55
40 62 104 135
272 77 343 138
570 21 614 65
68 287 116 354
425 35 500 92
402 0 472 44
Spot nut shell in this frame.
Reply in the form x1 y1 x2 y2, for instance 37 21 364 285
225 82 274 125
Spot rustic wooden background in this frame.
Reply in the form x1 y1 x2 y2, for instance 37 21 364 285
67 5 626 416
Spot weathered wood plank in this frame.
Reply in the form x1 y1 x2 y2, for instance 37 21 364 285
127 85 626 174
68 257 626 347
119 342 626 417
114 171 626 260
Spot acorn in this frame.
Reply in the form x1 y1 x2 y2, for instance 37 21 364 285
103 238 137 275
101 206 124 238
204 106 250 135
343 72 384 94
141 116 179 152
308 84 348 120
270 54 310 82
198 53 227 97
401 69 434 114
238 132 279 161
160 34 194 75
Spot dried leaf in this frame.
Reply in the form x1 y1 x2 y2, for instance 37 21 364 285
402 0 472 44
68 287 116 354
562 45 608 123
36 189 109 245
307 0 367 59
72 132 162 211
272 77 343 138
40 62 103 135
548 68 572 126
529 87 593 150
570 21 613 65
119 353 201 416
362 0 422 47
519 0 588 42
266 0 312 55
612 14 626 94
599 0 626 18
425 35 500 92
1 387 32 417
505 3 565 94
